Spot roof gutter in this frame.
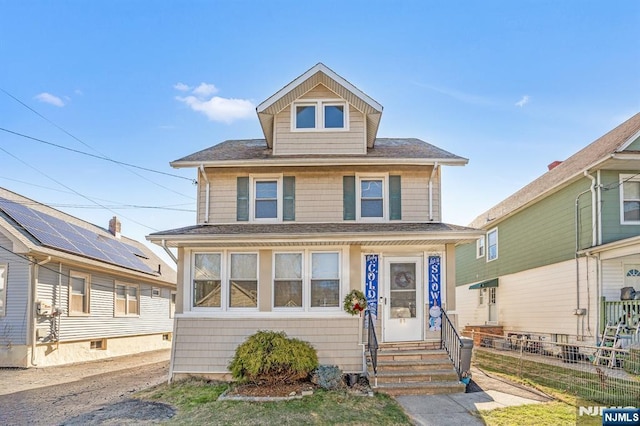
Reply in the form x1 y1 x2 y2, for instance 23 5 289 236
171 158 468 169
199 165 210 223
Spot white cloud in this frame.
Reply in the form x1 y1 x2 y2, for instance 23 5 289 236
176 95 255 124
192 82 218 97
173 82 190 92
34 92 65 107
515 95 530 107
174 81 254 124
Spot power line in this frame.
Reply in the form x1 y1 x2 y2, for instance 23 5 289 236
0 127 195 183
0 145 160 232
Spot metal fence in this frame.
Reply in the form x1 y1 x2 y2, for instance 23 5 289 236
469 330 640 407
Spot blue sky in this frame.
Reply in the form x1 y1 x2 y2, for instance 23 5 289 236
1 1 638 264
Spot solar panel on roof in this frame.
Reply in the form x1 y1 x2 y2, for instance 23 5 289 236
0 197 155 274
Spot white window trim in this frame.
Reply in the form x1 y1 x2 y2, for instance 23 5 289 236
308 250 343 312
114 281 140 317
228 252 259 311
272 251 305 312
68 271 90 316
191 252 224 311
290 99 349 132
356 173 389 222
478 288 485 306
620 174 640 225
0 263 6 317
487 228 498 262
476 237 485 259
250 174 283 222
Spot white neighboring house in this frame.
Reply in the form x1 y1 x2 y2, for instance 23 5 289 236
0 187 176 367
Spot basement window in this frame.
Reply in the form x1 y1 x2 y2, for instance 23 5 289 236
90 339 106 350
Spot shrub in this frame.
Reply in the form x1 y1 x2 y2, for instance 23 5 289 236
228 330 318 384
311 365 344 390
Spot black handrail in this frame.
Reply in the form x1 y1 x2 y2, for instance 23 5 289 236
365 310 378 376
441 309 463 378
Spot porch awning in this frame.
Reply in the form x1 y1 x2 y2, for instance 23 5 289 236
469 278 499 290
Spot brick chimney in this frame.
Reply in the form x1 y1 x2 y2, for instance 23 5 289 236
548 160 563 171
108 216 121 239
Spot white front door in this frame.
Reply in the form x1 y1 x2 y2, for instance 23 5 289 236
383 257 423 342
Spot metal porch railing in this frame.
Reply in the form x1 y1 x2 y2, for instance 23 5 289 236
441 309 465 378
365 310 378 382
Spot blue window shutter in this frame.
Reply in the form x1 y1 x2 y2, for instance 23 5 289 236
237 177 249 221
343 176 356 220
389 175 401 220
283 176 295 221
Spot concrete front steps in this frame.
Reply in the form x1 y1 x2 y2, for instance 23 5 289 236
367 342 465 396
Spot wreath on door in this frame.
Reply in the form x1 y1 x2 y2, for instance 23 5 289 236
343 289 367 316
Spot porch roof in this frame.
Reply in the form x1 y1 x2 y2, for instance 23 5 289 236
147 222 483 248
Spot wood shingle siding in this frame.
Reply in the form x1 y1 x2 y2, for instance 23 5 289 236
171 317 363 374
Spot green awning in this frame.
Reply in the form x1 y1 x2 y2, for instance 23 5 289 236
469 278 499 290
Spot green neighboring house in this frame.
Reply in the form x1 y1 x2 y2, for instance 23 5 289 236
455 113 640 346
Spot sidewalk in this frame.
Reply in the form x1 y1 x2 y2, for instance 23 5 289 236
0 348 170 396
395 366 552 426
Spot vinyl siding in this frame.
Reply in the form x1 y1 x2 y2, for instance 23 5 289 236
171 317 363 374
456 180 592 285
626 135 640 150
203 167 436 223
601 254 640 301
599 170 640 243
0 234 29 345
35 264 173 343
456 258 597 337
273 84 366 156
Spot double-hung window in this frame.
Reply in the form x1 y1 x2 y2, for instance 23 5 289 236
229 253 258 308
272 251 342 311
620 174 640 224
344 174 401 221
476 237 485 259
487 228 498 262
292 100 348 131
193 253 222 308
0 264 6 317
311 252 340 308
69 271 90 315
274 253 303 308
237 175 295 222
115 282 139 316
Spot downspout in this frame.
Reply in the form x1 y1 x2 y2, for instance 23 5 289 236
596 170 602 245
30 256 51 366
161 240 178 265
57 262 62 350
428 162 439 221
199 165 210 224
585 171 597 247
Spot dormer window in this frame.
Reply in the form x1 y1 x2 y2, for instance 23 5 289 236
292 100 348 131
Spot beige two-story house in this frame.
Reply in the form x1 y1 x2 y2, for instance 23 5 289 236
149 64 481 387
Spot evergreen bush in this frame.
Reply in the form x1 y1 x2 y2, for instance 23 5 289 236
311 365 344 390
228 330 318 384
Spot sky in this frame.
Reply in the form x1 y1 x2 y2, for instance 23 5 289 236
0 1 638 266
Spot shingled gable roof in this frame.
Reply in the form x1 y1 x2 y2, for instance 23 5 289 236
469 112 640 229
256 63 383 149
170 138 468 167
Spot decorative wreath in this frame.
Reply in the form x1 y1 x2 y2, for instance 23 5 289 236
343 289 367 316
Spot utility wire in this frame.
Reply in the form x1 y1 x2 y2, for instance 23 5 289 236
0 145 159 232
0 127 193 182
0 88 196 200
0 175 194 210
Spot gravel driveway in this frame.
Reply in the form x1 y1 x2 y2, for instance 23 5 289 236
0 349 174 425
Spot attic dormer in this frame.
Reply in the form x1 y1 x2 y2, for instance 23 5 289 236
256 63 383 156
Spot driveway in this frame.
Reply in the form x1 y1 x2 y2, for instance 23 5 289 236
0 349 173 425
